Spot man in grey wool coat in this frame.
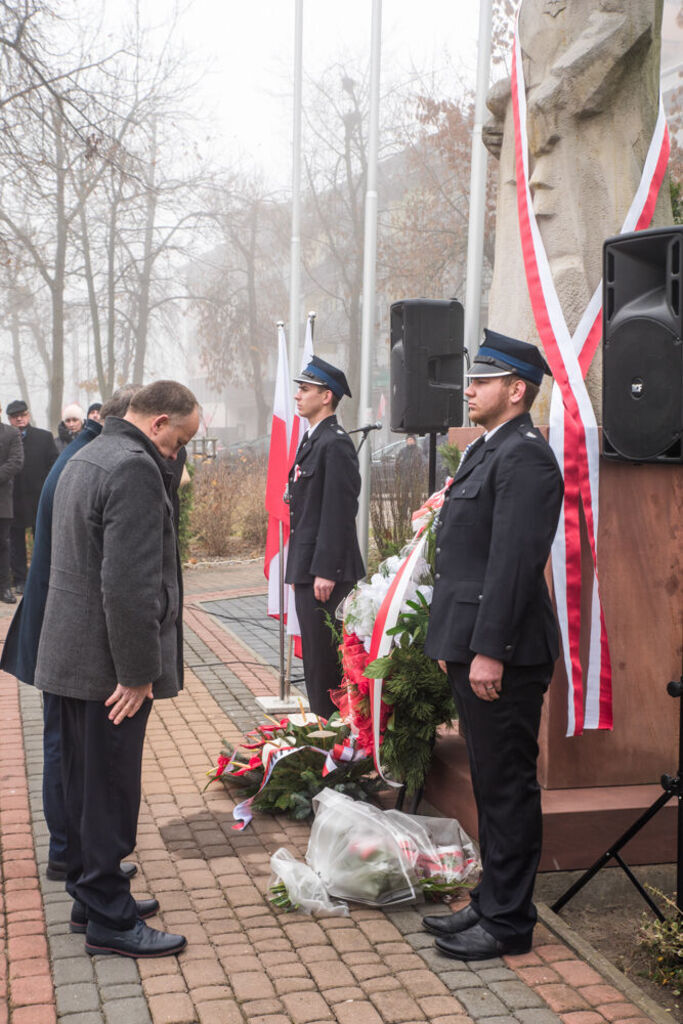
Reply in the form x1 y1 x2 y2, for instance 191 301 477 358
34 380 199 959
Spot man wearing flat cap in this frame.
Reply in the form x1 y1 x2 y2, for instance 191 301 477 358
6 400 58 594
285 355 365 717
422 329 564 962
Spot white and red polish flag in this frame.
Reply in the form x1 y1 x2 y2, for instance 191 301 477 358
285 313 315 654
264 324 294 619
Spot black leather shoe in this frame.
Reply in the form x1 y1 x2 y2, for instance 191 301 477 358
423 902 481 936
435 922 532 962
70 898 160 934
1 588 16 604
85 919 186 958
121 862 138 879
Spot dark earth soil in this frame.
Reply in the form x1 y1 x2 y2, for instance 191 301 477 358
536 864 681 1020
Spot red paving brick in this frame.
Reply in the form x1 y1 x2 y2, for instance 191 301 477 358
1 576 677 1024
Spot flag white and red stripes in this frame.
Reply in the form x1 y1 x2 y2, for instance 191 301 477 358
510 15 670 735
285 313 315 653
264 324 294 619
287 312 315 469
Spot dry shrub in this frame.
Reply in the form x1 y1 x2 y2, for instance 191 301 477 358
370 459 428 561
231 453 269 553
190 461 234 556
190 452 269 559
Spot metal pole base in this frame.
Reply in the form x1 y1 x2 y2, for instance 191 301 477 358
255 695 310 717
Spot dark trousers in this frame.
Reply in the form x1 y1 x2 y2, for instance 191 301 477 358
0 518 10 588
294 580 354 718
9 523 28 585
60 695 152 929
447 661 552 943
43 692 67 862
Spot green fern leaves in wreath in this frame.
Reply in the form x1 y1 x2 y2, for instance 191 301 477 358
365 589 457 796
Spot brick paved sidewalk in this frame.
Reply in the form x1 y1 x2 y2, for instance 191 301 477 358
0 561 669 1024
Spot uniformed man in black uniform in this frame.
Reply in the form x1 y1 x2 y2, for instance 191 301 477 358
422 330 564 962
285 356 365 717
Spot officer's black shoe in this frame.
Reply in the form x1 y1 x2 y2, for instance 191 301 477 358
70 898 159 934
1 588 16 604
85 919 186 958
423 902 480 936
120 862 138 879
435 922 532 962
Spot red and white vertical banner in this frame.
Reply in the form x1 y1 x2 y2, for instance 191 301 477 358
287 311 315 468
511 13 670 735
265 323 294 620
286 312 315 650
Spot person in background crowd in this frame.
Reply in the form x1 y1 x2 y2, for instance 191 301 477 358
1 388 140 882
6 399 58 596
34 380 199 958
422 330 564 962
395 433 427 525
55 403 85 451
0 403 24 604
285 355 365 718
87 402 102 423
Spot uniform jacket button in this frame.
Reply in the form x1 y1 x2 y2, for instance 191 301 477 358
435 547 441 554
435 573 441 580
504 644 513 652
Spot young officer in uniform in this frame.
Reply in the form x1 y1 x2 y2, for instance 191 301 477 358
285 355 365 717
422 330 564 961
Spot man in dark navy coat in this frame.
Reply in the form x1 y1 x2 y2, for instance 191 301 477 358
422 330 564 962
285 356 365 717
6 400 58 594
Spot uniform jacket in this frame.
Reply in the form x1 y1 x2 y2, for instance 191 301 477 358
0 422 24 519
12 424 58 527
34 417 183 701
1 420 101 685
284 415 365 585
424 412 564 666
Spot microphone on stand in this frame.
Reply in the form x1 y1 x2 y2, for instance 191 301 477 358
348 422 382 435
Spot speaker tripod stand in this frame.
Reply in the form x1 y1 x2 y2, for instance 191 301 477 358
552 676 683 921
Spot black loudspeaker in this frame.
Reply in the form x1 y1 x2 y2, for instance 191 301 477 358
603 227 682 462
390 298 464 434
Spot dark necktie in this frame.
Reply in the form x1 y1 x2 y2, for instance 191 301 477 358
296 430 309 458
461 434 485 466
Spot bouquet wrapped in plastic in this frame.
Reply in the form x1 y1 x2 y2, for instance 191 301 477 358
305 790 479 907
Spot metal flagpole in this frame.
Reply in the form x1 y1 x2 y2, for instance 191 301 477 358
463 0 493 369
357 0 382 564
288 0 304 374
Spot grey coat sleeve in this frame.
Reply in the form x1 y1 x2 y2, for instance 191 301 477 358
100 456 166 686
0 428 24 484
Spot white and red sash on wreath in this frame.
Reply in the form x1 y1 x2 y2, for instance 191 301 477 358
510 15 670 735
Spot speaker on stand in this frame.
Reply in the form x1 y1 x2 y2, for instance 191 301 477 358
602 227 682 463
390 298 464 491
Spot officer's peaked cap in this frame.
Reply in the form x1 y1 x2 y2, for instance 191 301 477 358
466 329 552 386
293 355 352 399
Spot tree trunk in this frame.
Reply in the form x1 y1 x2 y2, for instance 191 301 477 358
48 105 67 432
132 120 158 385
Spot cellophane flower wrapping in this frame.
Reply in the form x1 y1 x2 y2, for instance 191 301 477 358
306 790 479 907
269 848 349 916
